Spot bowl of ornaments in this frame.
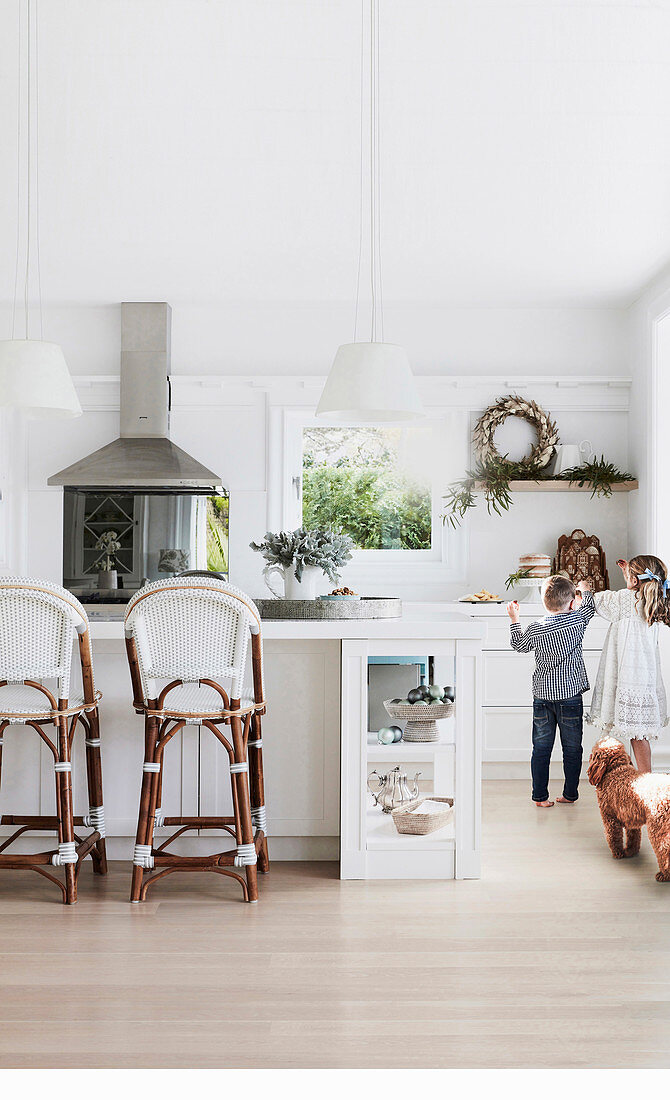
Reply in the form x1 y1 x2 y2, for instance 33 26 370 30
383 684 455 743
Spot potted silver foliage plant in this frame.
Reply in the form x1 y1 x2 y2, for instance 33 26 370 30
250 528 353 599
95 529 121 590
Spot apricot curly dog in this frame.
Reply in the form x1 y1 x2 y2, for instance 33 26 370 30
588 737 670 882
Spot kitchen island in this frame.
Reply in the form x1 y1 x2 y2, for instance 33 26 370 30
3 606 485 881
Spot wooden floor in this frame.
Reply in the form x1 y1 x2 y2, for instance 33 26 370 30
2 780 670 1069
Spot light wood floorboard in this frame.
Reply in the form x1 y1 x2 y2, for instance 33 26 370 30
1 780 670 1069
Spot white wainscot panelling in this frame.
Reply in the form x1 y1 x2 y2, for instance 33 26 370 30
200 638 341 839
169 392 267 494
260 639 340 836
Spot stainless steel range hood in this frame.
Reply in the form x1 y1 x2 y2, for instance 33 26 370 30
48 302 222 490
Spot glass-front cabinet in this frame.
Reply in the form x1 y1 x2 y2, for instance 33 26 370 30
71 492 141 586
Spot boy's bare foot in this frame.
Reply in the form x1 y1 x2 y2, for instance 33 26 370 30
535 799 554 807
556 796 577 803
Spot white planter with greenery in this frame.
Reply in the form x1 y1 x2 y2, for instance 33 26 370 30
251 528 353 600
265 563 320 600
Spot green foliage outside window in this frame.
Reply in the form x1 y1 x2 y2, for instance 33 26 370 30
302 427 431 551
206 495 229 574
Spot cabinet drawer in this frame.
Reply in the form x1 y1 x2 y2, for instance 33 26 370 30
482 618 608 651
483 652 600 706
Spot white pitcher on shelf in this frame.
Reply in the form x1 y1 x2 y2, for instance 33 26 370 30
552 439 594 475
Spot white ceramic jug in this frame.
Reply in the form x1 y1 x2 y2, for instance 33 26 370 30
552 439 594 475
265 563 320 600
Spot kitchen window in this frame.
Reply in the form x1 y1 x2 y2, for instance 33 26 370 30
280 410 467 586
303 425 433 551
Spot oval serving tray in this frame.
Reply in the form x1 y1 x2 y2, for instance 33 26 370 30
255 596 401 620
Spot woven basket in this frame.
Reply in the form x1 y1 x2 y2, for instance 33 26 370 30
391 797 454 836
383 699 454 742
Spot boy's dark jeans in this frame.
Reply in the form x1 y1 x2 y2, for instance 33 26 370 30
531 695 583 802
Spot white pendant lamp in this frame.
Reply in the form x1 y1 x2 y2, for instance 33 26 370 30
317 0 423 423
0 0 81 420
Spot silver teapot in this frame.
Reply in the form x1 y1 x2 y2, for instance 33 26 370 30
367 766 421 813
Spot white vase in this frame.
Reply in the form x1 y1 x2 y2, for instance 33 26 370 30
265 564 320 600
97 568 118 590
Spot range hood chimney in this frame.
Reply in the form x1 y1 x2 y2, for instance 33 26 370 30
48 303 222 490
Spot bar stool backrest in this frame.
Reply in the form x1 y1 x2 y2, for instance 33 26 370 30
124 577 263 704
0 577 90 702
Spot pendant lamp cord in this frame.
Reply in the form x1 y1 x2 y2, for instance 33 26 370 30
11 0 23 339
354 0 384 345
12 0 42 342
371 0 383 344
353 0 365 343
35 0 43 340
23 0 32 341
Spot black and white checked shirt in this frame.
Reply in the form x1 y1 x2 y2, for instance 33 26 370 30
509 590 595 701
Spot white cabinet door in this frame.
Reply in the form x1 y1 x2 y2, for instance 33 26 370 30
483 708 532 761
483 652 534 706
199 639 341 837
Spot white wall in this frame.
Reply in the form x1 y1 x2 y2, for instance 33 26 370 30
3 2 670 312
9 365 635 604
0 302 632 379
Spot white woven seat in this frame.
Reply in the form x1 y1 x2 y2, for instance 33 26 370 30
152 681 256 720
0 683 91 723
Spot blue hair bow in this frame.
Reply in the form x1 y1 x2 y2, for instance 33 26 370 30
637 568 670 596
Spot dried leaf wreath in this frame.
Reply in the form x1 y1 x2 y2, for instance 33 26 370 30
442 393 633 528
472 393 559 469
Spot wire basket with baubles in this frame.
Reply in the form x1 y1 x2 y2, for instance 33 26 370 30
384 683 454 743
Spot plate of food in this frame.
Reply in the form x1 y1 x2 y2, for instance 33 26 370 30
458 588 503 603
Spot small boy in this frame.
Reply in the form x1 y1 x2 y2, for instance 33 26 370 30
507 575 594 807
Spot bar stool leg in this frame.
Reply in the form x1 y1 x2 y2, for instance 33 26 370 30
84 708 108 875
130 715 159 903
249 714 269 873
230 712 258 903
0 722 6 802
55 715 77 905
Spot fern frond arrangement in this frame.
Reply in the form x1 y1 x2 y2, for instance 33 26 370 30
505 567 534 591
443 456 551 528
559 456 634 498
443 455 634 527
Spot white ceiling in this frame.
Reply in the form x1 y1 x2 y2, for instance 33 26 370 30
2 0 670 310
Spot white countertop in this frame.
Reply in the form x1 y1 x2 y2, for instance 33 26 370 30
86 604 487 641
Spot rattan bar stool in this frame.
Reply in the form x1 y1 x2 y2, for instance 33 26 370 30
124 577 268 903
0 577 107 904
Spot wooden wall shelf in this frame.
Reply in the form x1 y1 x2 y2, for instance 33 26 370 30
473 479 638 493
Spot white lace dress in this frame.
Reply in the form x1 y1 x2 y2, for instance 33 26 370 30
588 588 668 741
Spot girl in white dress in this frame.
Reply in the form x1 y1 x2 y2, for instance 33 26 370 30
588 555 669 771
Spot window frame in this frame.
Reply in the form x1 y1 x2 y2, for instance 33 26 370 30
279 409 467 586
